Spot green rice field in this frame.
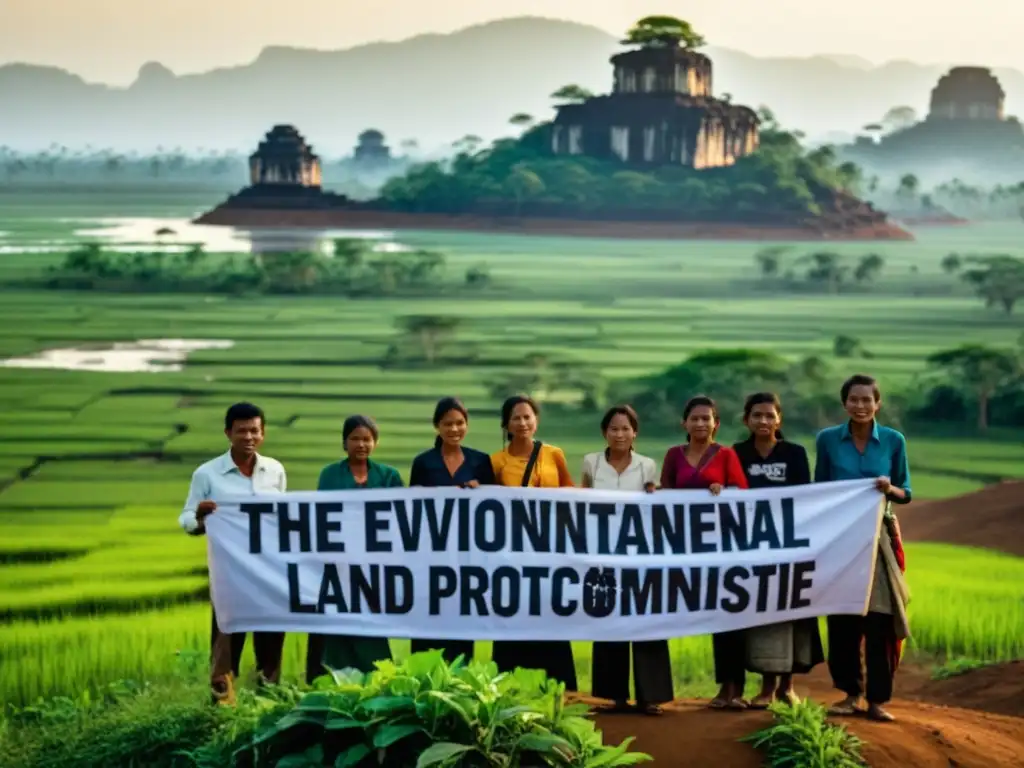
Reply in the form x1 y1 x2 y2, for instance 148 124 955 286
1 188 1022 708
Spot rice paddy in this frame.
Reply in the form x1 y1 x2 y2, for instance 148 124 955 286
0 187 1022 708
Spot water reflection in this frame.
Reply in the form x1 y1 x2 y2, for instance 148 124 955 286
0 339 234 373
0 218 411 255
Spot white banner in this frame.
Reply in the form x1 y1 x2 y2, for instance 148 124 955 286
206 479 884 640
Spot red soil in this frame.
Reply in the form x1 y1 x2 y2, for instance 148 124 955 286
586 663 1024 767
193 208 915 242
899 481 1024 557
586 482 1024 766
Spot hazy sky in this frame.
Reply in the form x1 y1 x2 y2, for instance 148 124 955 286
2 0 1022 85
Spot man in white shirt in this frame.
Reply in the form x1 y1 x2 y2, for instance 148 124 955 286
180 401 287 704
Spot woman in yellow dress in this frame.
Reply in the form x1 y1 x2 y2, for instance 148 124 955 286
490 394 577 690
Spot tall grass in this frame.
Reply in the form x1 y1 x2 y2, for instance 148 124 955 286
1 543 1020 707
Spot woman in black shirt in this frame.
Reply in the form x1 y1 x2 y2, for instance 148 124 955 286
408 397 495 663
732 392 824 708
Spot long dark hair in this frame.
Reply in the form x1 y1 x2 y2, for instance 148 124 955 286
432 396 469 449
743 392 785 440
682 395 719 442
500 394 539 443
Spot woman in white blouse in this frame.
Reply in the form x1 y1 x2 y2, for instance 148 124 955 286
582 405 673 715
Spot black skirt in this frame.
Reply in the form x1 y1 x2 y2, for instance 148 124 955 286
492 640 578 691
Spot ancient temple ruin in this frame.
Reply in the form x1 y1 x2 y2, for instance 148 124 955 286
248 124 323 188
201 125 351 213
551 43 758 168
841 65 1024 178
353 129 392 165
927 67 1005 121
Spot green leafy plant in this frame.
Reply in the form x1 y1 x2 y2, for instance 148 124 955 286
739 699 864 767
233 650 652 767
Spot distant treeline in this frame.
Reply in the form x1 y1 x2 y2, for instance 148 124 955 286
0 147 411 198
748 246 1024 314
19 239 492 298
859 173 1024 222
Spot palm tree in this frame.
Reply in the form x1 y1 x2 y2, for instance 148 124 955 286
509 113 535 130
550 84 594 103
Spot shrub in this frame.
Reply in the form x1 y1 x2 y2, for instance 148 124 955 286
739 699 864 767
1 679 299 768
230 650 652 767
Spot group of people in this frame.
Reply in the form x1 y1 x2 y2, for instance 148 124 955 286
180 373 912 724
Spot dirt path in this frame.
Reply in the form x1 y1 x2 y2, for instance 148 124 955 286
585 663 1024 766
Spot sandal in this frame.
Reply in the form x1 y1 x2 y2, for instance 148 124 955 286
748 694 773 710
827 700 859 716
867 704 896 723
598 700 634 715
708 697 729 709
726 697 749 711
637 702 663 716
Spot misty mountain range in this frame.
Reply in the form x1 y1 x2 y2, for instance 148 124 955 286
2 16 1022 153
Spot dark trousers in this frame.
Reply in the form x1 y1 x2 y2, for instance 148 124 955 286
591 641 674 704
306 633 326 684
210 608 284 685
712 631 747 687
492 641 578 691
827 613 894 704
410 638 475 664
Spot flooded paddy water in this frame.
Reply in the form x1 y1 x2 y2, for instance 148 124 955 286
0 216 409 255
0 339 234 373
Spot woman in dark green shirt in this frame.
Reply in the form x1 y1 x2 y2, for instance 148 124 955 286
304 415 404 683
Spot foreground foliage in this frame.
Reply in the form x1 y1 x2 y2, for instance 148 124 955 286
228 651 651 767
0 678 300 768
739 699 865 768
1 653 651 768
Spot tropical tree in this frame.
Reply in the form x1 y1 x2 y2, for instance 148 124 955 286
833 334 868 358
961 255 1024 314
753 246 788 278
882 106 917 132
623 15 706 49
853 253 885 283
940 253 962 274
509 113 535 130
395 315 462 365
862 123 884 143
505 165 546 216
926 345 1021 430
803 252 847 293
452 134 484 154
896 173 919 201
836 161 862 193
551 84 594 103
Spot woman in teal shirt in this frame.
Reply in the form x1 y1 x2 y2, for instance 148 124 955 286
304 414 403 682
814 374 911 724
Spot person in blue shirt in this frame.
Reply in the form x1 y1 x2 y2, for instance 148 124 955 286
407 397 495 663
814 374 912 723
